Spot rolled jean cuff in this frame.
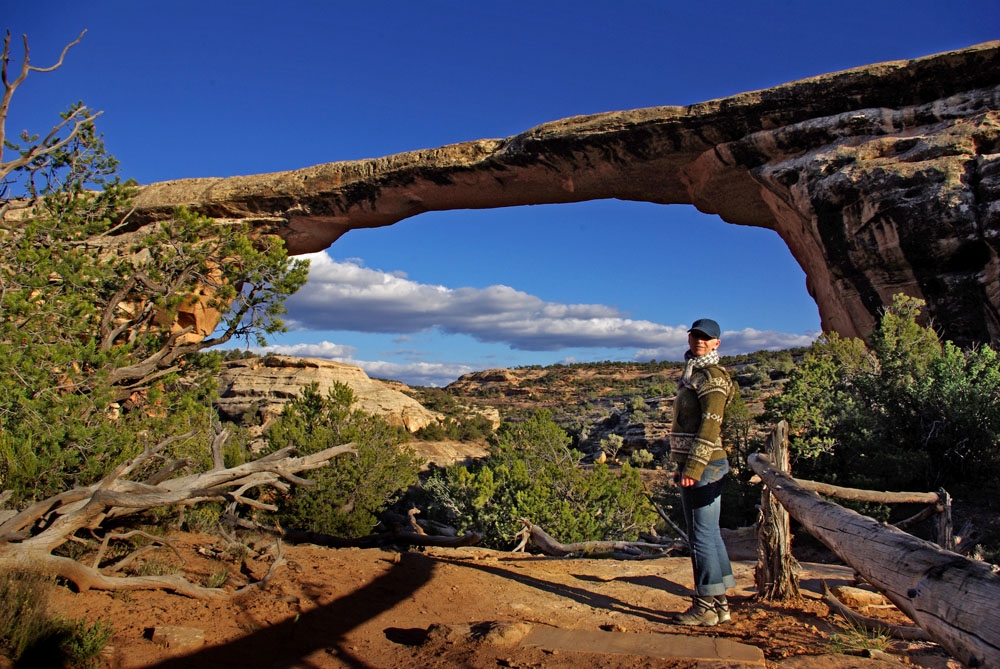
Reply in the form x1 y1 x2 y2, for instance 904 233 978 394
695 574 736 597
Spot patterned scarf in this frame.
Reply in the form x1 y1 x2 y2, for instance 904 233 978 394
680 349 720 387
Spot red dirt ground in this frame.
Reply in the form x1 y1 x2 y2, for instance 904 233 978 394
29 532 962 669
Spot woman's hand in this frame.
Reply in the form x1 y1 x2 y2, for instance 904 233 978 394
672 471 698 487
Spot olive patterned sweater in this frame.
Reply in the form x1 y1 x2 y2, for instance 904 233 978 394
669 352 736 481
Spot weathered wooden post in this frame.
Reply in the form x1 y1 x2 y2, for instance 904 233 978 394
753 420 801 601
936 488 954 550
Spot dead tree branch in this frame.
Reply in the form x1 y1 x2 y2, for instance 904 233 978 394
512 518 676 559
233 540 286 597
0 433 357 599
645 493 688 545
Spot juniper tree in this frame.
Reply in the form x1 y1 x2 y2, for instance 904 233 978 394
0 30 309 503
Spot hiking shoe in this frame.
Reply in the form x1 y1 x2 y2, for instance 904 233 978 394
672 597 719 626
714 596 731 624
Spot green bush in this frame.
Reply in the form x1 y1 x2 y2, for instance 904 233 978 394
0 98 307 506
261 382 424 537
420 410 656 548
414 414 495 442
0 567 111 667
600 433 624 459
629 396 649 412
629 449 654 468
765 294 1000 491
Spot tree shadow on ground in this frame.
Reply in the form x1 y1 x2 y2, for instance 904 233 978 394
142 551 436 669
435 556 682 625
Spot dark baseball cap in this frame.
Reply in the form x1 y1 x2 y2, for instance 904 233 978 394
688 318 721 339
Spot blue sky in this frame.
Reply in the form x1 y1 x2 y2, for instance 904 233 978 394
7 2 998 386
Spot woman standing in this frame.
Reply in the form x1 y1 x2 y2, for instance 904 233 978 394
668 318 737 626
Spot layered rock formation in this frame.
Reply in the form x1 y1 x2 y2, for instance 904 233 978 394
215 355 442 432
129 41 1000 347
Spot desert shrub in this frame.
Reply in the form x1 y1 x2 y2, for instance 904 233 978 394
735 364 770 388
0 567 111 667
722 390 754 468
829 618 892 655
182 502 225 534
415 414 495 442
415 420 448 441
629 448 654 468
600 433 624 460
765 294 1000 491
261 382 424 537
420 410 656 549
629 396 649 412
763 331 871 466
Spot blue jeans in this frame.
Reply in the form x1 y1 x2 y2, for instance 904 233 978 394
679 459 735 597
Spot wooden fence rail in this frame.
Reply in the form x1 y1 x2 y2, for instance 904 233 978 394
748 447 1000 667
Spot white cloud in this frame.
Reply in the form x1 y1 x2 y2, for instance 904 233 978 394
636 328 818 362
286 253 691 351
722 328 818 353
354 359 477 387
268 254 820 386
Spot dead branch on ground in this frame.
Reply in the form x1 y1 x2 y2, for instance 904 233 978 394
0 430 356 599
512 518 680 559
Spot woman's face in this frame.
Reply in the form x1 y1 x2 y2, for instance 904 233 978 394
688 331 721 357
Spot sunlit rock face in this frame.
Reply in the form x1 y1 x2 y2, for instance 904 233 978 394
130 41 1000 347
215 355 442 432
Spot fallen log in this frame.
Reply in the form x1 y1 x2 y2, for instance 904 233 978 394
512 519 676 559
749 452 1000 667
820 581 929 641
794 478 954 549
793 479 939 505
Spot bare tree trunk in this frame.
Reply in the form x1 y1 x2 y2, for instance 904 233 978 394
753 421 801 601
749 452 1000 668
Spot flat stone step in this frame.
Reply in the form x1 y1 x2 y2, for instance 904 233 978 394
521 626 766 665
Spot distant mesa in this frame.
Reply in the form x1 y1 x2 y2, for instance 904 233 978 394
214 355 495 467
129 41 1000 348
215 355 442 433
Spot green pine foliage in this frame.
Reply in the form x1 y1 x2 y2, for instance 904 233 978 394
762 331 872 462
765 294 1000 491
420 410 657 549
260 383 424 538
1 94 308 504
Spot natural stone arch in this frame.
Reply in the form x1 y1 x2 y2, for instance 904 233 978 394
129 40 1000 347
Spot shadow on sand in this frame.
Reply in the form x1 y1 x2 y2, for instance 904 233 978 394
140 551 436 669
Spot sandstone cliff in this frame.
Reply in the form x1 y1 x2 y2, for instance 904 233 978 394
125 41 1000 347
215 355 442 433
